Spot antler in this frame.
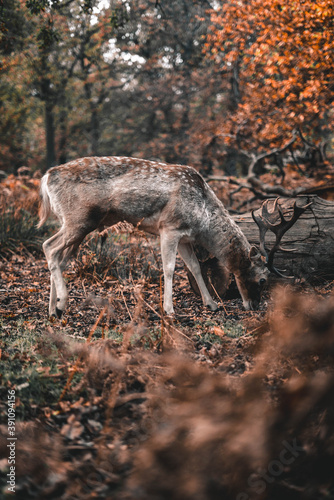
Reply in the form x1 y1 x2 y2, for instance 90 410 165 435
252 198 312 277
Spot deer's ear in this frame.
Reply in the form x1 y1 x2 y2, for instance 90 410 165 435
249 245 261 261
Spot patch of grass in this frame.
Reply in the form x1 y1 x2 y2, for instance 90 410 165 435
92 325 124 342
195 331 225 346
223 319 245 338
93 324 162 349
0 320 83 421
131 325 163 349
194 318 246 345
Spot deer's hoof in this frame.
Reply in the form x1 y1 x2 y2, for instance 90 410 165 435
206 302 219 312
56 307 63 319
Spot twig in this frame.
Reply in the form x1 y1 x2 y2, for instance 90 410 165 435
118 283 133 321
207 277 229 316
143 298 193 342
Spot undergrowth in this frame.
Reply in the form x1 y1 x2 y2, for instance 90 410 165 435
0 174 54 258
0 207 48 257
74 230 162 284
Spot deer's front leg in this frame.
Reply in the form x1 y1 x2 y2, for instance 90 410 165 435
160 230 180 315
178 242 218 311
49 277 57 317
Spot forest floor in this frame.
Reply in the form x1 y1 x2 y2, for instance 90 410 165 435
1 169 334 499
1 247 334 499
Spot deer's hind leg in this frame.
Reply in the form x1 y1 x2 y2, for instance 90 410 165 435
42 230 64 317
43 228 87 318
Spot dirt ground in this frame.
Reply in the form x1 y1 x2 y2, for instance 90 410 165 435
1 249 334 499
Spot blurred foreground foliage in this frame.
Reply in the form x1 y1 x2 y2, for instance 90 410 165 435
0 286 334 499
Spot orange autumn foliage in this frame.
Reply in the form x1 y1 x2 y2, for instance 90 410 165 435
205 0 334 147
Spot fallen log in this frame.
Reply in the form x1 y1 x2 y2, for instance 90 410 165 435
187 195 334 300
234 195 334 282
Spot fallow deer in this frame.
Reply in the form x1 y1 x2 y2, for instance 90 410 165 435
38 156 270 317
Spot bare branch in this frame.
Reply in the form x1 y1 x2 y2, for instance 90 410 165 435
297 128 324 163
247 133 298 179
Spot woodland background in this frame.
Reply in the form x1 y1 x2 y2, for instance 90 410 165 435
1 1 334 499
1 0 333 176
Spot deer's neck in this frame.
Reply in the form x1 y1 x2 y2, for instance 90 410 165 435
199 202 251 272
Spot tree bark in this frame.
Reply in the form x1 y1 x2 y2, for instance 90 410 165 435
187 195 334 299
233 195 334 282
45 100 56 171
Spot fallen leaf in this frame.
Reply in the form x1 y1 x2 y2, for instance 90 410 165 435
212 326 226 336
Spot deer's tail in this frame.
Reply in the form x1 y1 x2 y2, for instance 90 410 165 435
37 174 52 228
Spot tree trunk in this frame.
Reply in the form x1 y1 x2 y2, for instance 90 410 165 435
40 54 57 172
45 101 56 171
58 103 69 165
90 107 99 156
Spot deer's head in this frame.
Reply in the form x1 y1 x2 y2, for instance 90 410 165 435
235 245 270 310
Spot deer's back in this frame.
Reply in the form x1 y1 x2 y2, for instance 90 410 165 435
44 156 214 232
